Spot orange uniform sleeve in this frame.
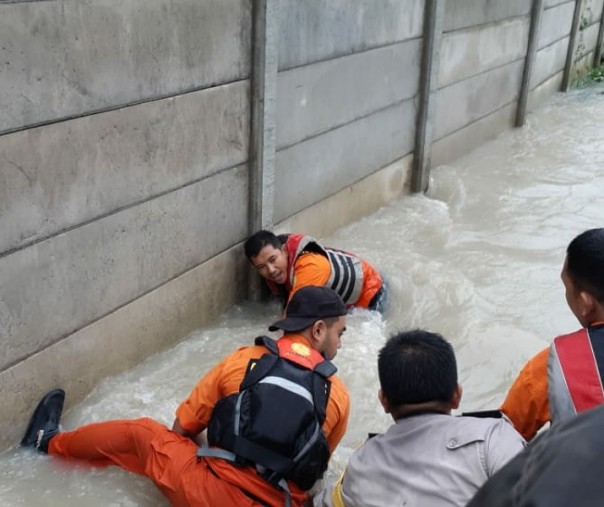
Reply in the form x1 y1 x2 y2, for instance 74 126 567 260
289 252 331 302
355 259 383 308
323 376 351 454
500 347 550 441
175 346 264 434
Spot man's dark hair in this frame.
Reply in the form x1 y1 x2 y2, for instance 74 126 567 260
244 230 282 260
378 330 457 407
567 228 604 302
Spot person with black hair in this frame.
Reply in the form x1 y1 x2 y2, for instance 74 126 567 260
21 286 350 507
501 228 604 441
315 330 524 507
244 230 385 311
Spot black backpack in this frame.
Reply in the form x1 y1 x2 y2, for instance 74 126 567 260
202 336 336 491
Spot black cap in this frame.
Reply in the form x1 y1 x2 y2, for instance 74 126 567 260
269 286 347 332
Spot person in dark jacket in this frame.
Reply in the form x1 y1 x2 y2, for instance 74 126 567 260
468 403 604 507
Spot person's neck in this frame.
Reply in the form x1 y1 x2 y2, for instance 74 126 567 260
282 331 311 343
587 303 604 327
391 400 452 420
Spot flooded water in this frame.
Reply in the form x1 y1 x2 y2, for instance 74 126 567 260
2 84 604 505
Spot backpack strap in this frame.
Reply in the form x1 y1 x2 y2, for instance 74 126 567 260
314 359 337 378
238 337 281 391
255 335 279 355
196 445 293 507
311 359 336 423
311 373 331 425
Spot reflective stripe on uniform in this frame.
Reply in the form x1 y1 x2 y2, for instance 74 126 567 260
258 376 314 405
326 250 363 305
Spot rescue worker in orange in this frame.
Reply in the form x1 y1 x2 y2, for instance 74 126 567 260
244 230 385 311
501 228 604 441
20 286 351 507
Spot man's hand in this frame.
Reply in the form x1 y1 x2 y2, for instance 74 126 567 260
172 418 208 446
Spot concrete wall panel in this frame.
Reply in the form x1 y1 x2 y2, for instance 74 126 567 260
539 2 575 48
531 37 570 88
276 39 421 149
434 60 524 141
432 102 516 168
0 0 251 133
584 0 604 25
0 243 246 450
0 81 249 255
528 72 565 112
576 22 602 58
0 165 248 371
274 100 416 223
439 17 530 88
545 0 573 8
278 0 423 70
573 49 598 76
277 156 412 240
443 0 531 32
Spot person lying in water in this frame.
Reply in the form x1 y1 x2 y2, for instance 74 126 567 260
244 230 386 312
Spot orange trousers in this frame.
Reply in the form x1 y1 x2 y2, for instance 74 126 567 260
48 417 263 507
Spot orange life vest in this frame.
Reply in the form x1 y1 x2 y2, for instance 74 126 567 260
266 234 365 306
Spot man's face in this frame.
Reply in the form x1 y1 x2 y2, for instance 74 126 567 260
321 316 347 360
251 244 289 285
561 256 587 326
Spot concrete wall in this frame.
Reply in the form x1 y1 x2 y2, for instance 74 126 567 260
432 0 531 165
574 0 604 73
0 0 252 449
2 0 602 450
529 1 575 107
274 0 422 223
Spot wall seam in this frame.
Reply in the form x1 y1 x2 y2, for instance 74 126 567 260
0 162 247 260
0 78 250 138
276 96 417 153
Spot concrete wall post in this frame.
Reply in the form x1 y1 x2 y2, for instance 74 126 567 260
248 0 278 297
516 0 544 127
594 1 604 67
411 0 445 193
562 0 585 91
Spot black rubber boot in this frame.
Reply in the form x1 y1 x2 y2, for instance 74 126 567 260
20 388 65 453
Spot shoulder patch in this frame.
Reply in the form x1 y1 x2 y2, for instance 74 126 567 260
291 342 312 356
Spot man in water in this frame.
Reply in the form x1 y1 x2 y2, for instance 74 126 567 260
244 230 385 311
21 286 350 507
315 329 525 507
501 228 604 441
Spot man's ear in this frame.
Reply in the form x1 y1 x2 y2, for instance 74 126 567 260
309 320 326 349
378 389 391 414
579 290 597 320
451 384 463 410
313 320 326 337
